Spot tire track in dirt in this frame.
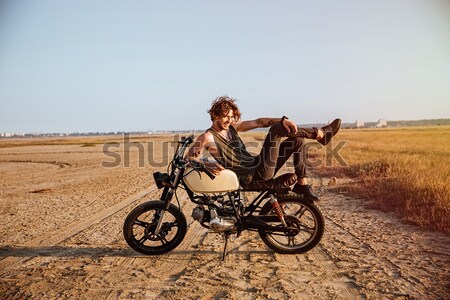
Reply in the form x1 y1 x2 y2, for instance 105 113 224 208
1 190 212 299
0 160 73 168
0 186 157 276
155 231 361 299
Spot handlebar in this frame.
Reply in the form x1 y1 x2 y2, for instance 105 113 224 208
180 135 195 146
202 165 216 180
186 159 216 180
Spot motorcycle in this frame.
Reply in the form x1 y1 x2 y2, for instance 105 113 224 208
123 135 324 259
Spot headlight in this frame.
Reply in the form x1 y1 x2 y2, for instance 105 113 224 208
153 172 171 189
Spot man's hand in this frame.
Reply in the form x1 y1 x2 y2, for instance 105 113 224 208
282 118 298 134
204 161 224 175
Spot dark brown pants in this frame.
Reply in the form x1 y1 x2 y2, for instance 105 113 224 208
252 123 318 182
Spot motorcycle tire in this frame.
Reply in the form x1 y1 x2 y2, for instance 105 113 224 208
258 194 324 254
123 201 187 255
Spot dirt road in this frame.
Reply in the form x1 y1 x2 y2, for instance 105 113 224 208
0 142 449 299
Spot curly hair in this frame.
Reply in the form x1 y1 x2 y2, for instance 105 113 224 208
207 95 241 122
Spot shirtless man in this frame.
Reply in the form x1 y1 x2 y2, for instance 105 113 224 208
186 95 341 200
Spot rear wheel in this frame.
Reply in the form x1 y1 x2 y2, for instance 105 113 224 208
123 201 187 255
258 195 324 254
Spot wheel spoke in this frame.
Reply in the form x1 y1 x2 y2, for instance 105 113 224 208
137 235 148 245
166 221 178 229
134 219 150 227
299 224 315 233
294 207 307 218
267 232 289 237
288 236 295 247
161 236 168 245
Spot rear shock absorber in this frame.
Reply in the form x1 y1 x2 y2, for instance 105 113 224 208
269 195 287 227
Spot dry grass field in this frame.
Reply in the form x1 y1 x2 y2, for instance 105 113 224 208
309 126 450 232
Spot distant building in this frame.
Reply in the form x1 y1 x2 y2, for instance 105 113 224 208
376 119 387 128
355 120 365 128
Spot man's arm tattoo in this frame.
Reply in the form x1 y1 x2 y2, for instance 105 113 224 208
263 119 275 127
268 120 275 126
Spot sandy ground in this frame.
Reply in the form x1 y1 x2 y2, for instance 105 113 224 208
0 140 449 300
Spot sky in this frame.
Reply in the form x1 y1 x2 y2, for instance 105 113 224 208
0 0 449 133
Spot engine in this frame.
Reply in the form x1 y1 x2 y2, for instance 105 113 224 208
191 204 236 233
191 205 209 222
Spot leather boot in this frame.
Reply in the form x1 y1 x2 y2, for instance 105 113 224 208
292 184 319 201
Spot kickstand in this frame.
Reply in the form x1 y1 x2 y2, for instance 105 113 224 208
222 233 230 261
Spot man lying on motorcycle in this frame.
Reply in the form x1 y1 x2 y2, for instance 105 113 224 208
186 95 341 201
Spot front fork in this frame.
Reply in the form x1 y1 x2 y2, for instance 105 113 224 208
154 168 183 234
153 187 174 234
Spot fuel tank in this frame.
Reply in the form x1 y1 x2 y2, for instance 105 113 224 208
183 168 240 193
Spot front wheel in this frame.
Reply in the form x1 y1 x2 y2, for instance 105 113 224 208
258 195 324 254
123 201 187 255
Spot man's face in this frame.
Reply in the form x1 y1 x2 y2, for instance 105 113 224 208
215 109 235 131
